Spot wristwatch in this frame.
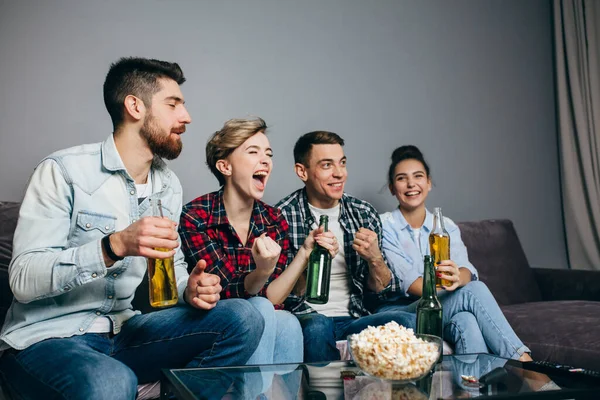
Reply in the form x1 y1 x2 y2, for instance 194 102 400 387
102 233 124 261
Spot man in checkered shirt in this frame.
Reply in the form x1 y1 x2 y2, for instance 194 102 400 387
276 131 415 362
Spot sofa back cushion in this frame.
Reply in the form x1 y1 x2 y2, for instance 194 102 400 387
457 219 542 305
0 202 20 323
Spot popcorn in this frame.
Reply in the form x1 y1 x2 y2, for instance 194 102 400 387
348 321 439 381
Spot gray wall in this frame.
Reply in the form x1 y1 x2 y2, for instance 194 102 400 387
0 0 566 269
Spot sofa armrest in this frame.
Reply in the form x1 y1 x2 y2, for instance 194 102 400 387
533 268 600 302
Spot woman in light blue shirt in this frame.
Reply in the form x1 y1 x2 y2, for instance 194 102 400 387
380 145 531 361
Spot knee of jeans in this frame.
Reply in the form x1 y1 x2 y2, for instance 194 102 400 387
87 363 137 400
388 311 417 330
462 280 492 299
225 298 266 342
448 311 478 331
298 314 333 339
276 311 303 340
248 296 277 326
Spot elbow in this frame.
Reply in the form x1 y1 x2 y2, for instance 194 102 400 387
9 277 35 304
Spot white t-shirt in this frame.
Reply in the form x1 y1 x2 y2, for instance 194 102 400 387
88 173 153 333
307 203 351 317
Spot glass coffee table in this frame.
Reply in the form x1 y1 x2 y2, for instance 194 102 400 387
161 354 600 399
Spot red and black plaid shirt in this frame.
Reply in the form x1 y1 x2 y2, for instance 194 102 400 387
179 188 290 308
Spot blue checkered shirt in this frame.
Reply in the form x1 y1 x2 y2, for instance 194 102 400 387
275 188 400 317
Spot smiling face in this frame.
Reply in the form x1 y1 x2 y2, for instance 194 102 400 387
390 158 431 213
221 131 273 201
296 143 347 209
141 78 191 160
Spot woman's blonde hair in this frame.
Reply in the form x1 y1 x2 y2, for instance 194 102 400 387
206 117 268 185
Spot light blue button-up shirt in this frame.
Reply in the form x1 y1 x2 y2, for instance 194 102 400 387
381 208 478 302
0 135 190 350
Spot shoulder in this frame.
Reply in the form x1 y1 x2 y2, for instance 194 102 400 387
258 200 286 224
41 142 102 170
342 193 379 219
181 192 217 226
443 215 460 232
379 211 394 225
275 189 303 213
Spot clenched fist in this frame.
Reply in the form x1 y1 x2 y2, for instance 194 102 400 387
251 233 281 273
352 227 383 263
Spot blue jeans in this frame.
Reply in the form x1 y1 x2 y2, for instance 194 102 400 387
0 299 264 400
297 310 416 362
378 281 530 359
246 297 303 365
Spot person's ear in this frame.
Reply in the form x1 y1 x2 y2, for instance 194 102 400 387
295 163 308 182
123 95 145 122
216 159 231 178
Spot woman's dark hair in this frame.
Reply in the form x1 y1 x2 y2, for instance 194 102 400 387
387 145 431 186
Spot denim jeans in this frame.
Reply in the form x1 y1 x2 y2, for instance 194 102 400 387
246 297 303 365
0 299 264 400
297 309 416 362
378 281 530 360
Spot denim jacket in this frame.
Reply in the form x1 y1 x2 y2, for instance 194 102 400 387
0 135 189 350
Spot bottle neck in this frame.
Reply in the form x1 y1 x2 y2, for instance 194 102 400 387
422 258 437 299
432 208 446 233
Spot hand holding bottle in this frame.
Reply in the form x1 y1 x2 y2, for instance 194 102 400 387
302 226 339 259
251 233 281 274
436 259 463 291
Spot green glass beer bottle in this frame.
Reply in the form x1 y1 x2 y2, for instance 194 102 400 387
416 255 443 339
306 215 332 304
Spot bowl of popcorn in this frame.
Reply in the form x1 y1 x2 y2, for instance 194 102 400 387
348 321 441 383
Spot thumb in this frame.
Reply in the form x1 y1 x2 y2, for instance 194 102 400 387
191 259 207 276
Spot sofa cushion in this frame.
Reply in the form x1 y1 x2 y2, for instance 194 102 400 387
0 202 20 324
457 219 542 305
501 300 600 370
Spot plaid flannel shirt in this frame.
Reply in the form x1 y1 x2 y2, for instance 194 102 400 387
179 189 290 309
275 188 400 317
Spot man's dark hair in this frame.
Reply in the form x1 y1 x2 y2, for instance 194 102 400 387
293 131 345 166
103 57 186 130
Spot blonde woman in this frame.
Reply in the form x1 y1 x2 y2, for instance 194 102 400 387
179 117 338 365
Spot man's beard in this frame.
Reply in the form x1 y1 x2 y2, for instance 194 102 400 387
140 114 183 160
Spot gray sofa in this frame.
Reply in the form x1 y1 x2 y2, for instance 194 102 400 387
1 201 600 372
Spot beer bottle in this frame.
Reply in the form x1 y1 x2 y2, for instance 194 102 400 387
429 207 451 288
147 199 178 308
416 255 443 340
306 215 332 304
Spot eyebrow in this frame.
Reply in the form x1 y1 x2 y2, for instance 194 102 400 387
246 145 273 153
317 156 346 164
395 170 425 178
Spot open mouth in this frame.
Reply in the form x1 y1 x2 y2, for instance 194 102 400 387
404 190 421 197
328 182 344 189
252 170 269 190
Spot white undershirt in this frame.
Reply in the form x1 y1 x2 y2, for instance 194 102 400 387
88 174 153 333
307 203 351 317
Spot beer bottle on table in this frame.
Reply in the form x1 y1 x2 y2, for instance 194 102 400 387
306 215 332 304
416 255 443 340
429 207 451 288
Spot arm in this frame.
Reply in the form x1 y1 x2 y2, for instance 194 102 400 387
353 211 395 293
10 159 110 303
380 219 422 298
